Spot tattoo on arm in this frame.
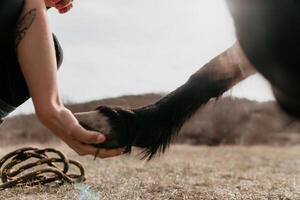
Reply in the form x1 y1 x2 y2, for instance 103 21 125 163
15 9 37 48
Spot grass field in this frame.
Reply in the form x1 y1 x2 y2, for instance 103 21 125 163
1 144 300 200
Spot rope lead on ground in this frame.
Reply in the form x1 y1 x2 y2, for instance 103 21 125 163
0 147 86 191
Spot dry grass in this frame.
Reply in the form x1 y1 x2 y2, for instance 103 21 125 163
1 144 300 200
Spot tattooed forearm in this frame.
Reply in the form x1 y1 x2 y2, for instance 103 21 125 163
15 9 37 48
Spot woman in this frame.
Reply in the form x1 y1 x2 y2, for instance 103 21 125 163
0 0 122 158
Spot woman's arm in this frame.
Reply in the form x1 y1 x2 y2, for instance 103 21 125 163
16 0 122 158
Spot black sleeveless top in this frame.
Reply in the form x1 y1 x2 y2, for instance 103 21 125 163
0 0 63 118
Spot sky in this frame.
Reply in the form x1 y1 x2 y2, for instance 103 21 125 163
13 0 274 115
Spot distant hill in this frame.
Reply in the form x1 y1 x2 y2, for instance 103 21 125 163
1 93 300 146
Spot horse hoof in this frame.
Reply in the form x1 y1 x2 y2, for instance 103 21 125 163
74 106 134 149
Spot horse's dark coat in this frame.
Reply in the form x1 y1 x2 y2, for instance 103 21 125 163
227 0 300 115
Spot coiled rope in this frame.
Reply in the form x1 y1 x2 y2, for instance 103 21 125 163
0 147 85 191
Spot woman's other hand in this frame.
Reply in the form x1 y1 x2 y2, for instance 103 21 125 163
44 0 73 14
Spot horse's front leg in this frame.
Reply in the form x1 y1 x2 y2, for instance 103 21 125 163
75 42 256 159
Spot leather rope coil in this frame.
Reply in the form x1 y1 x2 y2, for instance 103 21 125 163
0 147 86 191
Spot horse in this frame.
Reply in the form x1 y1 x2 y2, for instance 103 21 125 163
75 0 300 159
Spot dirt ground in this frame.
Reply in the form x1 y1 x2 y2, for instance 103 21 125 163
1 144 300 200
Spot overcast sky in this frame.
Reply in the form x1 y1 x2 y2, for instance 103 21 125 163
13 0 274 115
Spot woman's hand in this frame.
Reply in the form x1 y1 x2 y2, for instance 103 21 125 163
38 106 124 158
44 0 73 14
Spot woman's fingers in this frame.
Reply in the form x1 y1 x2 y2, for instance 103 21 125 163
52 0 61 4
55 0 73 10
69 141 99 156
58 4 73 14
95 148 124 159
46 0 73 14
68 140 124 158
69 124 106 145
44 0 65 8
